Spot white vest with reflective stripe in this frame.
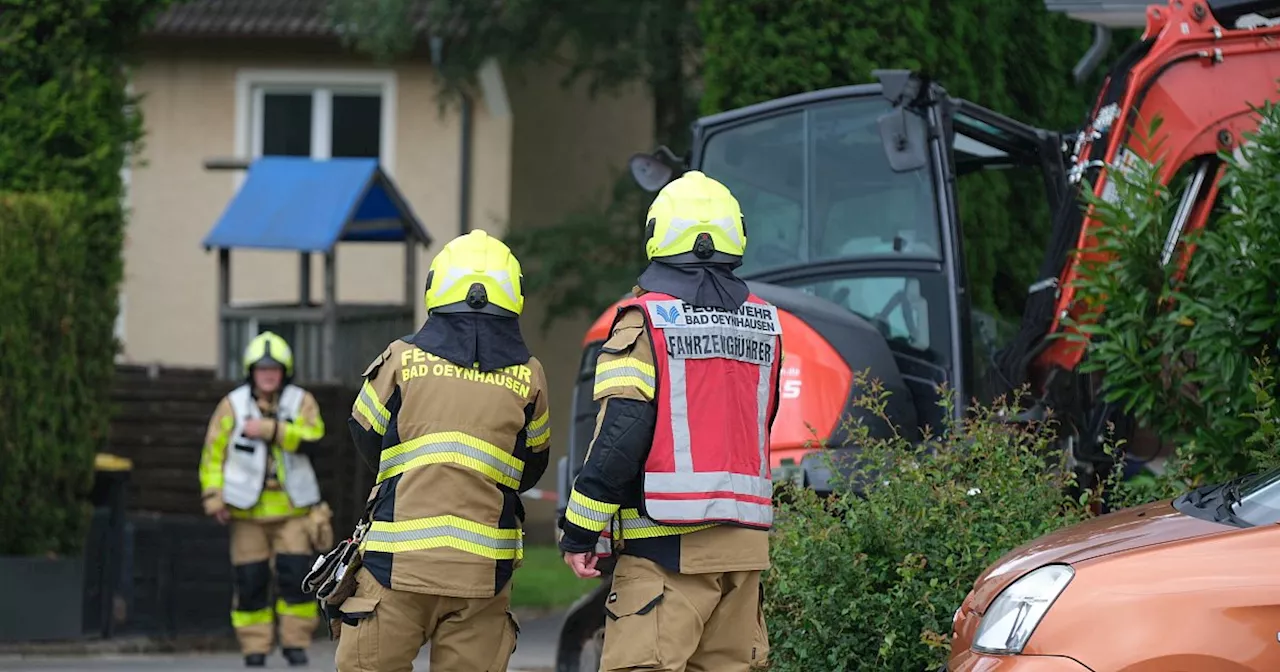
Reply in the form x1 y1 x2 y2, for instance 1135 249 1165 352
625 292 782 529
221 384 321 510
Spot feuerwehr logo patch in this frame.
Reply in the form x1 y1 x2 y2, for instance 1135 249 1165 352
654 303 682 326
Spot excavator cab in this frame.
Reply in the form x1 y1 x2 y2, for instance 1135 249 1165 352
552 71 1067 671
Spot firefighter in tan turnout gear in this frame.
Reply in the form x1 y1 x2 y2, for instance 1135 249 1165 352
558 171 781 671
335 229 552 672
199 331 329 668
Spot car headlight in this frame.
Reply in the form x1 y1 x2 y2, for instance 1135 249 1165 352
972 564 1074 655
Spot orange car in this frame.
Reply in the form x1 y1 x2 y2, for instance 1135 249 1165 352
947 468 1280 671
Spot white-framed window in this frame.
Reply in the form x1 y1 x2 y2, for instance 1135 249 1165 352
234 69 398 173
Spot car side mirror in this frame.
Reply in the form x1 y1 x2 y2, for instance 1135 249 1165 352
878 107 928 173
629 152 675 192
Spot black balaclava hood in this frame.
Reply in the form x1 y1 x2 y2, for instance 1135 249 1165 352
637 258 750 311
412 312 531 372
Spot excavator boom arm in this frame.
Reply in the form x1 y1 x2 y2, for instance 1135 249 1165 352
1017 0 1280 390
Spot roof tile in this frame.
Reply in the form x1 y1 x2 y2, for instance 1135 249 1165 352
148 0 433 38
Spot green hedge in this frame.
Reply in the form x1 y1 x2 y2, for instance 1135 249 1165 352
0 1 171 556
698 0 1131 317
0 193 121 556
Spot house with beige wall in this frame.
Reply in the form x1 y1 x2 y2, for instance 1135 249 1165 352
120 0 653 523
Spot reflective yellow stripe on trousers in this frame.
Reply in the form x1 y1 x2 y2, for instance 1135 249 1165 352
275 598 318 619
377 431 524 489
231 607 273 628
362 515 523 561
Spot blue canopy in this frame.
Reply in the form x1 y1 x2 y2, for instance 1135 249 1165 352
202 157 430 252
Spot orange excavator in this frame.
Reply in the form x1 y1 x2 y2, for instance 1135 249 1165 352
553 1 1280 667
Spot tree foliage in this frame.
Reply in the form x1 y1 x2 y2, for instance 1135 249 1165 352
1064 102 1280 489
0 0 171 555
699 0 1128 318
330 0 695 129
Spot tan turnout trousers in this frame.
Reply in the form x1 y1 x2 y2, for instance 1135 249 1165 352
230 516 319 654
601 555 769 672
335 567 519 672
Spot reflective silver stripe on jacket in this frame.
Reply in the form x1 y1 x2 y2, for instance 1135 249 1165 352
366 524 523 552
643 471 774 526
377 439 524 486
566 499 614 527
644 471 773 499
594 365 656 390
644 498 773 526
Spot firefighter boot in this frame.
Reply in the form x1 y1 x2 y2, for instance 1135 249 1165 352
283 647 309 666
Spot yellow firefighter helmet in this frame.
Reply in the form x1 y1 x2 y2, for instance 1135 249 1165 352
243 331 294 377
644 170 747 262
425 229 525 317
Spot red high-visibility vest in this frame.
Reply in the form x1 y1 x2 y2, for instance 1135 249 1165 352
619 291 782 529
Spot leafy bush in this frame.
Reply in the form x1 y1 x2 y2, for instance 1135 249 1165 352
0 1 171 555
765 377 1096 670
1063 103 1280 492
0 193 121 556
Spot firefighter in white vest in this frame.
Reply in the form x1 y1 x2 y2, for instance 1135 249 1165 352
558 171 782 671
199 331 329 668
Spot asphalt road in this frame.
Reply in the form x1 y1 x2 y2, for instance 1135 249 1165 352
0 616 560 672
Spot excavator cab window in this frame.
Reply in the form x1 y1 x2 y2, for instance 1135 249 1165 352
700 95 943 278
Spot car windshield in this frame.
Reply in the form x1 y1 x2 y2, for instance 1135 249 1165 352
1230 466 1280 526
699 97 940 277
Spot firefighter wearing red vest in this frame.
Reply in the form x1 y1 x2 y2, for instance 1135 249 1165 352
558 171 781 671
